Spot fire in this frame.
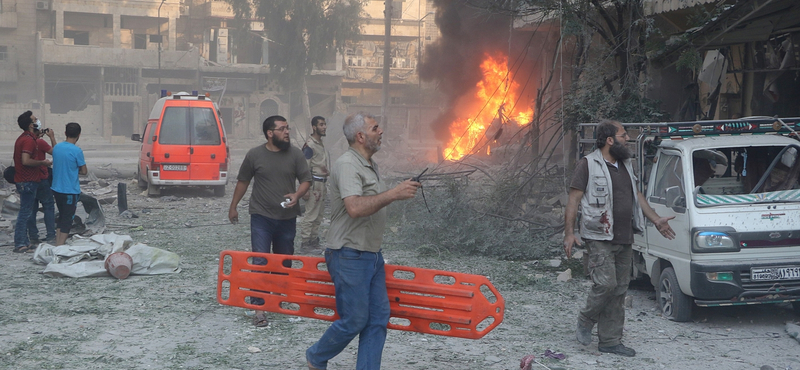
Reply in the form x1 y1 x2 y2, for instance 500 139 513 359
443 54 534 161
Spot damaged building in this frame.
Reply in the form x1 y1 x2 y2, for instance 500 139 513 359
0 0 439 146
646 0 800 120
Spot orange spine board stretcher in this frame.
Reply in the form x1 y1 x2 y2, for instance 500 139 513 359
217 251 504 339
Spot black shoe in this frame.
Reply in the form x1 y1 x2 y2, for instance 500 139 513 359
576 321 592 346
598 344 636 357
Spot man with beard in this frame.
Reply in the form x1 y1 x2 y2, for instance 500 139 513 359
228 115 312 327
299 116 329 252
306 112 420 370
564 119 675 357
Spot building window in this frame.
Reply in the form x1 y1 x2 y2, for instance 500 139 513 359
150 34 163 44
64 30 90 45
391 1 403 19
0 46 7 61
134 34 147 49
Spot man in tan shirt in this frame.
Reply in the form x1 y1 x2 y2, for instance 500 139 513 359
305 112 420 370
299 116 329 251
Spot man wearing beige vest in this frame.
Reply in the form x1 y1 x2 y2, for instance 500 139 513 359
299 116 329 252
564 119 675 357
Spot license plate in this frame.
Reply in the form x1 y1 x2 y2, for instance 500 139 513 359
750 266 800 281
162 165 187 171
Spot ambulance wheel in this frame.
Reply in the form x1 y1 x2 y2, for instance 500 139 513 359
658 267 692 322
213 185 226 197
137 169 147 190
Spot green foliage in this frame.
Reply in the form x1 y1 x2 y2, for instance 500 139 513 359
391 178 555 261
226 0 364 87
562 65 668 127
676 49 702 73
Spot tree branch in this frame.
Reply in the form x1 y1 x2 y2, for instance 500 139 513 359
590 0 618 38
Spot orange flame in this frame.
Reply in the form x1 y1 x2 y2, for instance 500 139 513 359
443 54 534 161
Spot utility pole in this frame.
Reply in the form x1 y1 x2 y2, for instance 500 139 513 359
418 11 434 137
158 0 166 95
382 1 392 127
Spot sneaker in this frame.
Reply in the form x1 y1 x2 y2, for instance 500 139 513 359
576 321 593 346
598 344 636 357
13 245 32 253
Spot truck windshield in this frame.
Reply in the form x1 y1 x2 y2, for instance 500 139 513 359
159 107 221 146
694 144 800 206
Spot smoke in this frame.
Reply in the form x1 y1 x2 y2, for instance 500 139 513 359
420 0 513 141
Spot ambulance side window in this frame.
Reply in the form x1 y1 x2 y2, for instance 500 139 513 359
651 152 684 205
145 123 155 144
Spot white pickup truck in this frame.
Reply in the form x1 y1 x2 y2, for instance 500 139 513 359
579 117 800 321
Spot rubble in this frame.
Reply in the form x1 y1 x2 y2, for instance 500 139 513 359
787 323 800 344
556 268 572 282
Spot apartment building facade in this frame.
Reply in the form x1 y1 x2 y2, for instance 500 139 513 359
343 0 440 147
0 0 439 147
0 0 341 141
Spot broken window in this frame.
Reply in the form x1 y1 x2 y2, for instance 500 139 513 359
700 145 800 195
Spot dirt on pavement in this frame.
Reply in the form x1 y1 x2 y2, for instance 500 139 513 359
1 176 799 370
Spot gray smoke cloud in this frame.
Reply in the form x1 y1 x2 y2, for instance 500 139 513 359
419 0 513 141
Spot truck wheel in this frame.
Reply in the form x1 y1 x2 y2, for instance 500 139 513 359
213 185 226 197
137 168 147 190
658 267 692 322
147 183 161 197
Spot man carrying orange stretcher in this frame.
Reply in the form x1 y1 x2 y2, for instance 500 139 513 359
217 111 504 369
304 112 421 370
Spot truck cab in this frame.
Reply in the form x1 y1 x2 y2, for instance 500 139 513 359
132 91 230 197
579 117 800 321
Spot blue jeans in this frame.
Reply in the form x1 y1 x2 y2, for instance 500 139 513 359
250 214 296 306
27 178 56 242
14 181 40 248
306 247 390 370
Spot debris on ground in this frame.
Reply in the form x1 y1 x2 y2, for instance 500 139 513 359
787 323 800 344
556 268 572 282
542 349 565 360
519 354 535 370
32 233 180 278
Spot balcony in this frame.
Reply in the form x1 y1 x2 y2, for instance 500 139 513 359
40 38 199 69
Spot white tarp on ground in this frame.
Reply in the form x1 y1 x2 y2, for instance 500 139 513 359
32 233 181 278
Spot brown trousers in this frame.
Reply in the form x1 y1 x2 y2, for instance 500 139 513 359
578 240 632 347
299 180 326 242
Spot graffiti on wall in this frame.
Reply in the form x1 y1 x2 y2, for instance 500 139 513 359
219 96 248 135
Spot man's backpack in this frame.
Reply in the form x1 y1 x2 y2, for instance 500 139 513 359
3 166 15 184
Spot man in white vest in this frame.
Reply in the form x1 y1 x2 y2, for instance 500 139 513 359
564 119 675 357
